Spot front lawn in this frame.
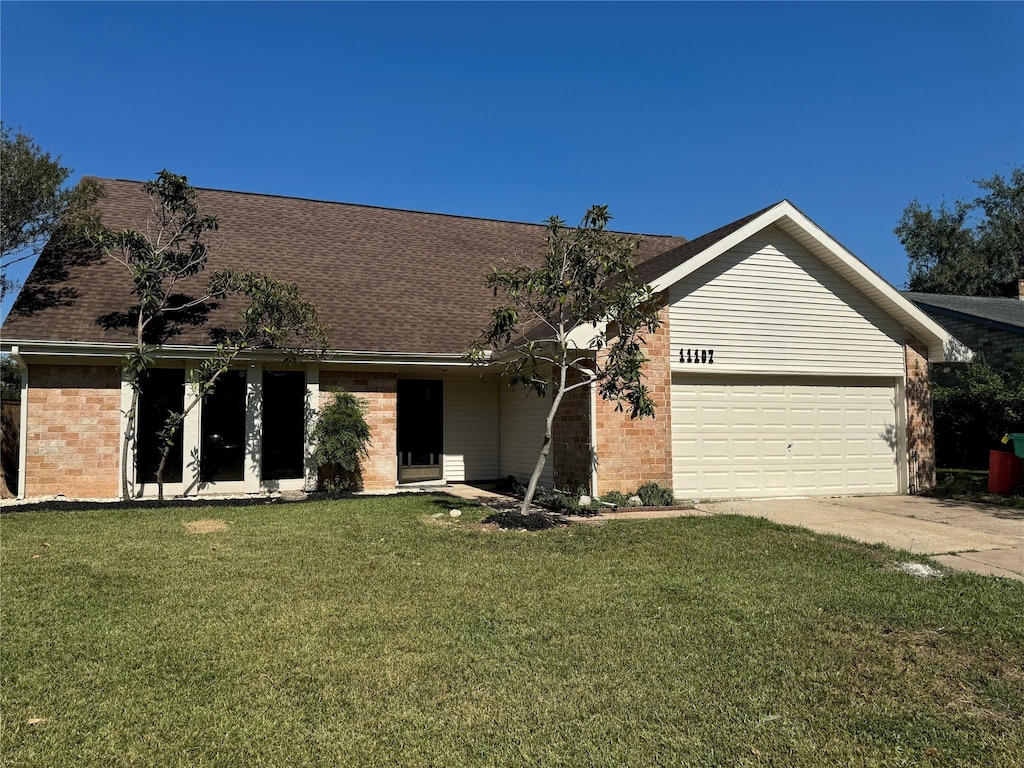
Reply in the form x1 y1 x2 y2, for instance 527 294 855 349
2 495 1022 767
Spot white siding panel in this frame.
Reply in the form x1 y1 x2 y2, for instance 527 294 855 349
670 226 904 376
499 383 555 487
672 374 899 499
443 373 499 482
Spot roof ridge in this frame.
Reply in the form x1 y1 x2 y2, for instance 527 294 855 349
86 176 686 240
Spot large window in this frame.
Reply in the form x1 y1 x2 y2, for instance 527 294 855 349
261 370 306 480
136 369 185 484
200 369 247 483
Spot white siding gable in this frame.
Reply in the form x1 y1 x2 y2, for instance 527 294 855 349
669 225 905 377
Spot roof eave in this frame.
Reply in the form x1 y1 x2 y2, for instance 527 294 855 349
0 338 480 367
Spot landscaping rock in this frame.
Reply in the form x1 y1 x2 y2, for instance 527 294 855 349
627 495 643 507
449 509 462 518
896 561 944 578
578 495 592 506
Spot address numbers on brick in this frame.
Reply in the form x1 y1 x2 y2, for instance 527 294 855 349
680 348 714 364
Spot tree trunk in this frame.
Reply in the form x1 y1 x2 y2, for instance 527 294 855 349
520 362 567 515
155 445 169 504
121 388 138 501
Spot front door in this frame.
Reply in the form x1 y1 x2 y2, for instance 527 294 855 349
397 379 443 482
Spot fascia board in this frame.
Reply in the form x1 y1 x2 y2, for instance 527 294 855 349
0 339 478 367
564 320 607 350
647 202 790 294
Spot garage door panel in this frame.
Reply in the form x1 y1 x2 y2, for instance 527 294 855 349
673 438 699 460
790 441 817 459
733 471 762 492
732 408 759 429
703 439 731 461
672 374 899 499
792 469 818 490
728 439 757 461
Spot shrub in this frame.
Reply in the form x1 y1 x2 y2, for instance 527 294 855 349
636 481 676 507
534 487 577 511
933 356 1024 469
311 390 371 491
599 490 631 506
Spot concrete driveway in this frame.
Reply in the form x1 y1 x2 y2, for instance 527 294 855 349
698 495 1024 581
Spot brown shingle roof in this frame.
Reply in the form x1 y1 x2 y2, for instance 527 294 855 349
2 178 687 355
633 201 782 286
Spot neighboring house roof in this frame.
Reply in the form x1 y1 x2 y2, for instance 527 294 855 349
902 292 1024 334
0 178 688 356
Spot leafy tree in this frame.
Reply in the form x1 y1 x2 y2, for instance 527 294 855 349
932 356 1024 469
1 355 20 401
0 124 100 301
468 205 663 515
897 167 1023 296
96 170 328 501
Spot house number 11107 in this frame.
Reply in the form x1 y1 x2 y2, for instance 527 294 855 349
681 348 714 364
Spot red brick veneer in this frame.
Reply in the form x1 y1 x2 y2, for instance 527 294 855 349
905 334 936 491
593 301 674 495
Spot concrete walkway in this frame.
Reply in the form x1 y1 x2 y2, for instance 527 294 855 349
699 495 1024 581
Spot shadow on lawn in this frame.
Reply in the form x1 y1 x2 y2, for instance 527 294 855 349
1 495 302 516
421 494 572 531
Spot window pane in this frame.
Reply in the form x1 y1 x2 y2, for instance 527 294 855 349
201 369 246 483
262 370 306 480
137 369 185 484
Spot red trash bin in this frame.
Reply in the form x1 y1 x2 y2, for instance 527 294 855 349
988 449 1024 494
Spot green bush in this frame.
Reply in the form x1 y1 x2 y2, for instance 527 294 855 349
534 487 578 511
311 390 371 491
933 356 1024 469
636 481 676 507
599 490 631 506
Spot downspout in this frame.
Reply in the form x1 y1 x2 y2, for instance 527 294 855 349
589 374 599 497
10 346 28 500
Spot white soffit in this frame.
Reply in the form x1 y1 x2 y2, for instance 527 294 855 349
649 201 951 362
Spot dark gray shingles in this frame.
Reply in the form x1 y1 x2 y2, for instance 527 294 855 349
902 292 1024 331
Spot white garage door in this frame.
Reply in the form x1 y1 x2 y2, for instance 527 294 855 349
672 375 900 500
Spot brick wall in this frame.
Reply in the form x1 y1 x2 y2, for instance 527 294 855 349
552 362 593 493
319 370 397 490
25 364 121 499
924 314 1024 370
594 302 674 495
905 334 936 491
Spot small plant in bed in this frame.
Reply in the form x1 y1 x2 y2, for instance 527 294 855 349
636 481 676 507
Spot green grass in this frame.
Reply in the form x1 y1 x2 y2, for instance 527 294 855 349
2 495 1022 767
929 468 1024 509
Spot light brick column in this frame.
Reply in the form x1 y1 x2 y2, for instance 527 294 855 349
26 364 122 499
318 370 398 490
593 302 674 496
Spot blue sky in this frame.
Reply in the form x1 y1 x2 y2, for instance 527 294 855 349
2 1 1022 322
